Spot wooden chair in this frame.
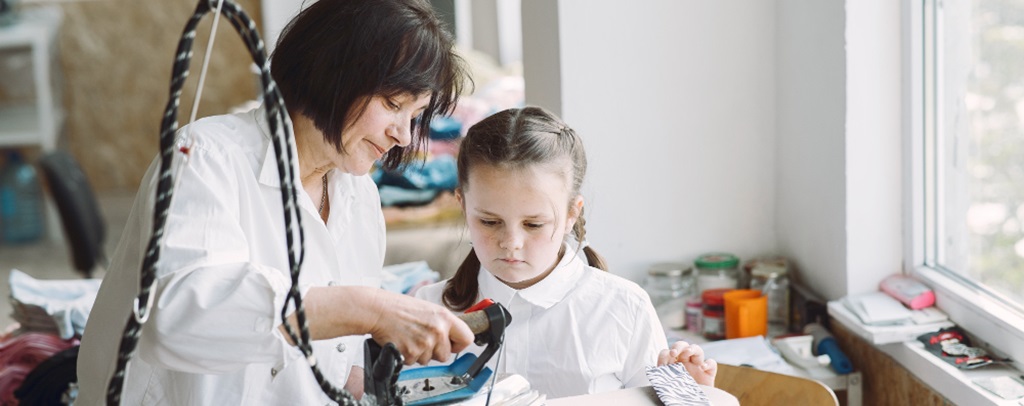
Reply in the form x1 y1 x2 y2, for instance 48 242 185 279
716 363 839 406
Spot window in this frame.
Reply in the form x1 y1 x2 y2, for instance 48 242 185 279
913 0 1024 360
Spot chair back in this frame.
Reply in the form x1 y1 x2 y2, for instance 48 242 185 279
716 363 839 406
38 150 106 278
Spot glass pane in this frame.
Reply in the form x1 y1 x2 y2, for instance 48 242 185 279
938 0 1024 309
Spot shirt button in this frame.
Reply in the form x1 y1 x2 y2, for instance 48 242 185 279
271 368 278 377
328 281 338 286
336 343 346 353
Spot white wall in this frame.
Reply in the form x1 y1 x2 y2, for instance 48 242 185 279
525 0 903 298
524 0 779 284
775 0 902 299
843 0 902 295
774 0 849 298
260 0 307 52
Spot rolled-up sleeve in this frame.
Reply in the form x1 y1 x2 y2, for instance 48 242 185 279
136 138 304 373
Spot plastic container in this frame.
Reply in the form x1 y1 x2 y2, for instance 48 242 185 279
0 150 44 244
750 263 790 336
695 253 740 294
702 288 730 340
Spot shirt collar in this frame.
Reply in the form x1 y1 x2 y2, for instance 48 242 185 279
479 242 588 309
254 104 302 188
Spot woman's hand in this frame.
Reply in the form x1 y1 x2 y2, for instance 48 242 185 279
285 286 474 366
366 290 475 365
657 341 718 387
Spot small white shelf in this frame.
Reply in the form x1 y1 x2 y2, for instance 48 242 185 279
0 103 61 146
0 6 64 152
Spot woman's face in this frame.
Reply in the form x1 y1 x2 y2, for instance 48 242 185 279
460 163 581 289
334 92 430 175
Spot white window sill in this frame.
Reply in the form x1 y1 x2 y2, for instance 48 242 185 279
829 286 1024 406
876 340 1022 406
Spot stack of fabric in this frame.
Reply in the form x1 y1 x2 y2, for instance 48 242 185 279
374 74 525 210
381 261 440 296
3 269 101 405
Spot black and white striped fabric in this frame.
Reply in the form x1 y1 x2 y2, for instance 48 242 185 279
645 363 712 406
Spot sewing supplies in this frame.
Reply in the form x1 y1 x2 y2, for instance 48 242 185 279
917 327 1003 370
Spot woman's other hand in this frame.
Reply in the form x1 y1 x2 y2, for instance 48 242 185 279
657 341 718 387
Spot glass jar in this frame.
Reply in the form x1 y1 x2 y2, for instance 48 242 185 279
694 253 740 294
643 263 694 330
642 262 695 307
685 296 703 334
701 288 730 340
750 263 790 336
742 256 790 289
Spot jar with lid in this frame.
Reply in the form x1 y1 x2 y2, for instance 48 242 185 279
685 296 703 334
694 253 740 294
701 288 730 340
643 263 695 330
742 256 790 289
750 263 790 336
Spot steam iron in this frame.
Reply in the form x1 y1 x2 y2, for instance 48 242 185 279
398 300 512 406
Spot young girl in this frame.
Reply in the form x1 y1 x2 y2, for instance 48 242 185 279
414 106 717 399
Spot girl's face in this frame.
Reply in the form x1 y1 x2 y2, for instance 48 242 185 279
459 163 583 289
334 93 430 175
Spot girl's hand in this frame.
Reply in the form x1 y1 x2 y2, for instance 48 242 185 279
657 341 718 387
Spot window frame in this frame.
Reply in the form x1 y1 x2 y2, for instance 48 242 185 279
906 0 1024 370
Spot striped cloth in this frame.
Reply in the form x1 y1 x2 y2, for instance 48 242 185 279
645 363 711 406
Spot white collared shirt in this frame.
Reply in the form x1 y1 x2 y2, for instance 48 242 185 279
415 244 668 399
77 106 386 405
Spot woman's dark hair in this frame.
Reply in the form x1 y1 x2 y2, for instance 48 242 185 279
270 0 468 170
442 106 608 311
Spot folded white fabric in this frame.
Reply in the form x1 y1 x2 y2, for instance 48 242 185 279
645 363 711 406
8 269 102 339
460 374 543 406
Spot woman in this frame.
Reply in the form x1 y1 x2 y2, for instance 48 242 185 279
76 0 473 404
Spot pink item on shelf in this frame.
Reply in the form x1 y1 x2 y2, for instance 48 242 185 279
879 274 935 310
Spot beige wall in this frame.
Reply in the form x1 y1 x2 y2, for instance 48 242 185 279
55 0 262 191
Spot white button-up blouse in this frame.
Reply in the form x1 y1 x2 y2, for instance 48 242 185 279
77 106 386 405
415 244 668 399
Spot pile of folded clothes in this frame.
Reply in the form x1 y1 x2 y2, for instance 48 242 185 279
3 269 101 405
